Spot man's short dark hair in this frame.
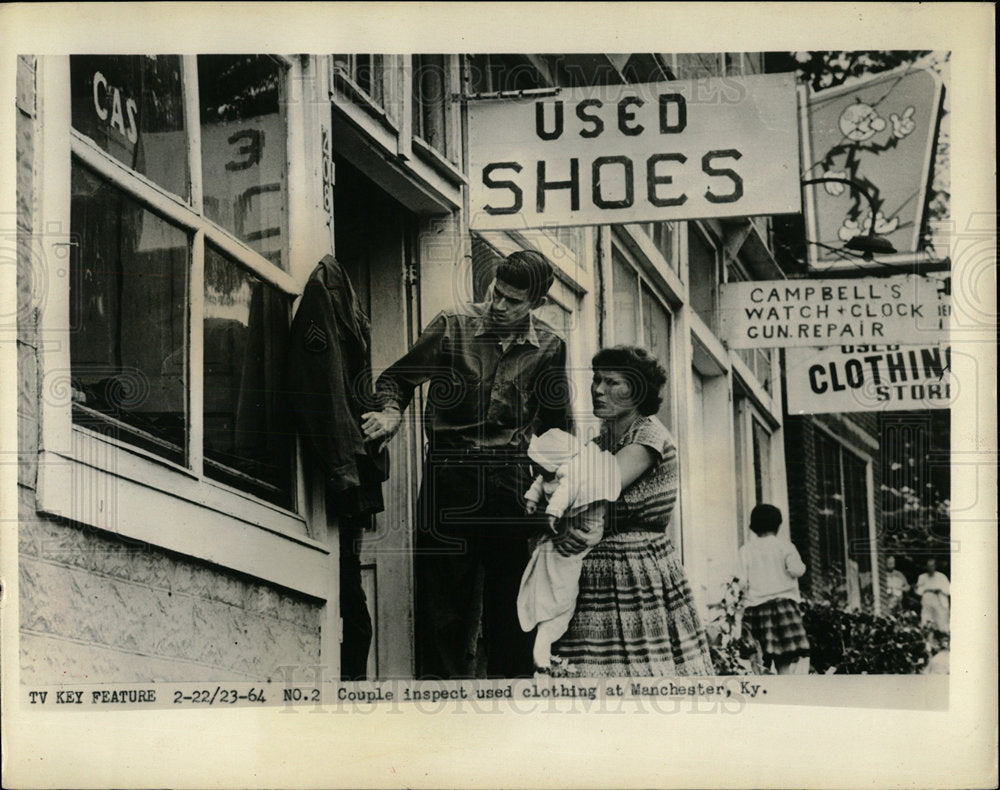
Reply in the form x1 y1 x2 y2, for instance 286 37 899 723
496 250 555 302
749 504 783 536
591 345 667 417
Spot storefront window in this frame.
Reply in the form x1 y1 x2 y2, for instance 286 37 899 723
68 55 295 508
198 55 288 270
203 246 293 506
70 55 188 199
815 432 875 610
69 160 189 463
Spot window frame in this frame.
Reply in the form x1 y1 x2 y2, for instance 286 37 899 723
409 54 464 179
605 237 680 435
725 256 780 410
331 54 403 132
34 55 330 598
686 220 722 334
733 396 778 546
472 228 596 434
328 55 464 213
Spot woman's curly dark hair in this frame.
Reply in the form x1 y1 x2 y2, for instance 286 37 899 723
592 345 668 417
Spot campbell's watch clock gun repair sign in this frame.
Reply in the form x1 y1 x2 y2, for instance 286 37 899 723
468 73 801 230
720 274 948 349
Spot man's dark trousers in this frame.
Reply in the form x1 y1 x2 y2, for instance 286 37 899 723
414 452 536 679
339 518 373 681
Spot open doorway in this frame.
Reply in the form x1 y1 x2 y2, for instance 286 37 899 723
333 155 420 679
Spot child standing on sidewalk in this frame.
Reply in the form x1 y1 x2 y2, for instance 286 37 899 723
739 504 811 675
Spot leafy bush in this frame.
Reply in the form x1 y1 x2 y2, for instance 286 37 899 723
800 598 931 674
706 577 769 676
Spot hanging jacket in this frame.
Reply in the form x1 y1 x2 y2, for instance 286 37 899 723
286 255 389 518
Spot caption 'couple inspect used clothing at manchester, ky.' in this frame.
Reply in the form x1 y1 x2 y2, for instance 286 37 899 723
290 248 725 679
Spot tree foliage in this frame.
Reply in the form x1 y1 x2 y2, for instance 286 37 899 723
878 409 951 582
767 50 934 92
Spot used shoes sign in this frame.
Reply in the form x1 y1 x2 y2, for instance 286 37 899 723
468 73 801 230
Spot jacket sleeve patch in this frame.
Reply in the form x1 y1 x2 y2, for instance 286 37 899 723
304 321 329 352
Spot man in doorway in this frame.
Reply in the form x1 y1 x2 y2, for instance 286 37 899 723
362 251 572 679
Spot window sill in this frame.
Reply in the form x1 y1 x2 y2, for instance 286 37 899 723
410 135 466 187
331 69 400 136
689 310 730 378
34 429 330 599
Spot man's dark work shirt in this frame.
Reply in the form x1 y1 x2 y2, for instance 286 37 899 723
375 303 572 451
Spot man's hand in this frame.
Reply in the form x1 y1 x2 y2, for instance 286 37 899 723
524 500 538 515
361 407 402 449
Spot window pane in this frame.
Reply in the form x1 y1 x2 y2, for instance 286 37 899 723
751 418 772 504
651 222 676 270
612 249 638 346
70 160 188 462
471 233 501 302
756 348 773 394
468 54 544 94
688 225 718 332
71 55 188 198
333 54 394 119
203 246 293 507
641 283 673 430
815 433 846 589
554 226 582 264
675 53 722 80
843 449 874 608
199 55 288 270
412 55 449 157
356 54 384 105
733 401 747 547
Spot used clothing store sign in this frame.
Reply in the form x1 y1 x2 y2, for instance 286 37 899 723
785 344 953 414
468 74 800 230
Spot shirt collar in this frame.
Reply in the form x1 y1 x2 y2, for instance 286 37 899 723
472 303 540 348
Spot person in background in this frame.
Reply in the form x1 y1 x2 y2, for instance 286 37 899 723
739 504 811 675
550 346 715 677
885 555 910 613
362 251 571 679
915 557 950 634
